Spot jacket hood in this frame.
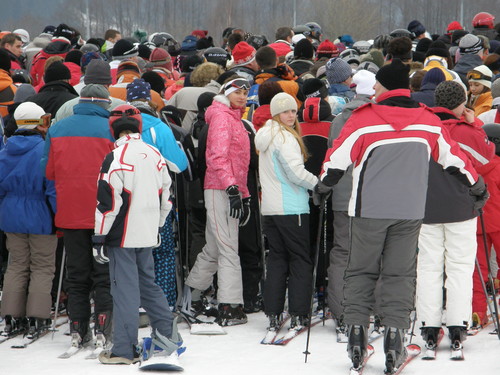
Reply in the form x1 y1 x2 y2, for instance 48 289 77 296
4 133 43 156
252 104 272 129
205 94 245 124
301 97 333 122
255 119 281 152
367 89 430 131
73 102 111 118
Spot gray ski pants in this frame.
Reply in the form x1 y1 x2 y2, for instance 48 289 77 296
343 217 421 329
108 246 174 360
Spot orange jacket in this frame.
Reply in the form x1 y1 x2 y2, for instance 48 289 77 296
0 69 16 118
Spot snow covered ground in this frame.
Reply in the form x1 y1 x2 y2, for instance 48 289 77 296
1 311 500 375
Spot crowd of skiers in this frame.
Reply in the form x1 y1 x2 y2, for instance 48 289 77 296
0 10 500 372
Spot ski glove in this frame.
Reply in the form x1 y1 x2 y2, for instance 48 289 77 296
226 185 243 220
92 235 109 264
313 180 332 206
470 176 489 211
239 197 251 227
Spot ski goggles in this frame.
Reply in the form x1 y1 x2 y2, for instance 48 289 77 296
467 71 491 81
221 78 251 96
16 113 51 128
110 108 140 117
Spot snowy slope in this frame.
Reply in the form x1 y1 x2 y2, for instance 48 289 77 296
1 312 500 374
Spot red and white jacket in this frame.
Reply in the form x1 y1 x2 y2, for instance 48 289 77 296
94 134 172 248
203 95 250 198
321 89 479 220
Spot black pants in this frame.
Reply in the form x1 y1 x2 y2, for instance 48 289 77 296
63 229 112 322
238 204 263 304
263 214 313 316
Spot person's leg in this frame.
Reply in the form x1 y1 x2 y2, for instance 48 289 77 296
443 218 477 328
327 211 350 320
379 219 421 329
26 234 57 319
281 214 313 317
185 190 221 292
416 223 446 327
343 217 388 327
107 247 140 360
262 216 289 315
473 232 490 325
0 233 30 318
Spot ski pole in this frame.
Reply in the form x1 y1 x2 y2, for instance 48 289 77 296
322 201 328 326
474 257 497 332
52 246 66 339
478 209 500 340
408 310 417 344
304 196 327 363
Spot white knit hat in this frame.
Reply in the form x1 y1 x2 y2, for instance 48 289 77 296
14 102 46 129
468 65 493 89
270 92 297 117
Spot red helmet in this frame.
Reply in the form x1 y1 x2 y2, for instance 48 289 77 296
472 12 495 29
108 104 143 139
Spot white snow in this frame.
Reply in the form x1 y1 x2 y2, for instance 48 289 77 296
1 312 500 374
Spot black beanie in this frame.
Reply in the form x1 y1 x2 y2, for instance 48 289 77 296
138 44 152 60
197 91 216 112
302 78 328 98
294 39 315 59
44 61 71 83
141 71 165 95
375 59 410 90
112 39 138 58
434 81 466 110
0 48 11 72
65 49 83 66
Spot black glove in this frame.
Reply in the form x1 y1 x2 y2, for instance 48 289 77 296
226 185 243 219
470 176 489 211
239 197 251 227
92 235 109 264
313 180 333 206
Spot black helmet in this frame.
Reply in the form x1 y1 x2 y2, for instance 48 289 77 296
203 47 230 68
483 123 500 155
390 28 415 39
149 32 181 56
305 21 322 41
293 25 312 38
246 34 269 50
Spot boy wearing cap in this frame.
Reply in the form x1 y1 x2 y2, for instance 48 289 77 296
0 102 56 336
314 59 485 373
94 112 182 365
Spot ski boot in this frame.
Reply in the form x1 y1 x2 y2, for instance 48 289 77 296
69 320 92 348
336 317 348 342
383 327 407 374
471 312 488 329
347 325 368 370
243 295 263 314
94 311 112 349
3 315 20 335
373 315 382 334
267 314 282 332
421 326 441 350
289 315 309 330
216 303 247 326
448 325 466 359
26 317 51 338
144 318 184 361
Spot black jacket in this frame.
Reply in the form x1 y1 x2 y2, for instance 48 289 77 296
26 81 78 117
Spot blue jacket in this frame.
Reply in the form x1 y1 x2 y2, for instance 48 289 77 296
0 131 56 234
141 113 188 173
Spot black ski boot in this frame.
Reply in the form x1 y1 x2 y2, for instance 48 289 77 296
216 303 247 326
290 315 309 330
384 327 407 374
448 326 466 350
26 317 50 337
94 311 113 348
70 320 92 348
347 325 368 370
267 314 281 331
3 315 25 335
421 326 441 350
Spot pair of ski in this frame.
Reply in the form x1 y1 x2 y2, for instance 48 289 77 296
9 317 69 349
350 344 421 375
58 334 110 360
421 328 464 361
261 313 324 345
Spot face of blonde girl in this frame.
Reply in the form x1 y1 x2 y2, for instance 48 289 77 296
227 89 249 108
279 109 297 127
469 81 485 96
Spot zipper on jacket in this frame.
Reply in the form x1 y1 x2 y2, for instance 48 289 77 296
298 214 301 227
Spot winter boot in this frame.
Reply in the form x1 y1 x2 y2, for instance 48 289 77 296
69 320 92 348
94 311 113 348
347 325 368 370
289 315 309 330
216 303 248 326
421 326 441 350
448 326 466 350
384 327 407 373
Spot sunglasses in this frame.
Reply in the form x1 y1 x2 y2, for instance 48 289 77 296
110 108 140 117
467 71 491 81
